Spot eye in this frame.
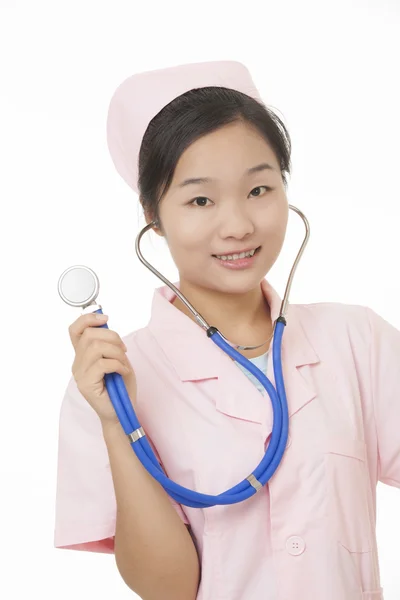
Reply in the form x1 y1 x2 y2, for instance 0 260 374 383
188 196 212 207
249 186 273 197
188 186 273 207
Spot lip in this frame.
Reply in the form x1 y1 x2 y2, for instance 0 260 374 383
212 246 261 270
212 245 261 257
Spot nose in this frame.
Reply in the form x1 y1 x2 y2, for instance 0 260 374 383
218 206 255 239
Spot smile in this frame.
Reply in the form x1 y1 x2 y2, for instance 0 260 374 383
213 246 261 261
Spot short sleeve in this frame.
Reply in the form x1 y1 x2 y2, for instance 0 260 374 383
367 307 400 489
54 375 189 554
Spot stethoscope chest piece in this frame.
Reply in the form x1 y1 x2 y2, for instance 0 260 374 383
58 265 101 312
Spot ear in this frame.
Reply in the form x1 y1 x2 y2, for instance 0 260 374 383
143 209 163 237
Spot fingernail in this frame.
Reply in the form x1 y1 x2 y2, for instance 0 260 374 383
123 343 128 351
96 314 108 320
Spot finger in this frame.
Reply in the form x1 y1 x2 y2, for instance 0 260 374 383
78 326 127 357
70 314 127 355
73 340 129 378
69 313 109 350
84 357 131 390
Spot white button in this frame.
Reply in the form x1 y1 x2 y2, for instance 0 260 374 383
286 536 305 555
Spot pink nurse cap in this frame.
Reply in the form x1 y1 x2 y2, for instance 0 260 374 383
106 60 264 194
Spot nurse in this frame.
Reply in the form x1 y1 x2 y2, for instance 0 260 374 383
54 61 400 600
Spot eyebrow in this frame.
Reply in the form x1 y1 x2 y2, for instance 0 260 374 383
176 162 276 189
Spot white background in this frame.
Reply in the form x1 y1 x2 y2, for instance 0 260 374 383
1 0 399 597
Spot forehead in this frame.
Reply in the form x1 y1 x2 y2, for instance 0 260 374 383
173 121 279 177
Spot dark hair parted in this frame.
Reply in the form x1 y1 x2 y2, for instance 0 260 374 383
138 86 292 225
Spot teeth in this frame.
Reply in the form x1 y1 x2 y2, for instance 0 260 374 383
215 248 257 261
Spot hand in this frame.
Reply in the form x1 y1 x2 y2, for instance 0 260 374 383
68 313 137 426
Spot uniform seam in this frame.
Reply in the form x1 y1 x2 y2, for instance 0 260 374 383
365 306 380 484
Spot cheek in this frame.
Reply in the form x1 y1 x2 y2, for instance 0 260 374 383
256 207 288 259
165 219 210 252
263 224 287 256
166 233 209 266
261 201 288 236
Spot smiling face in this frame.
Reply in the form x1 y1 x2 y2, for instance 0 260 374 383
147 119 289 297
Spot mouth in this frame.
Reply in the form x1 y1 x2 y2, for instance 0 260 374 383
212 246 262 261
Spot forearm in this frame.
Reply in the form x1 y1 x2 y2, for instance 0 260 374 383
101 421 200 600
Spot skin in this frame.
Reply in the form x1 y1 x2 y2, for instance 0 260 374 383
143 120 289 358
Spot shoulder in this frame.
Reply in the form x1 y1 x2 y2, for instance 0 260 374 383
120 302 375 357
120 325 167 367
291 300 400 359
289 300 374 353
119 326 178 406
296 300 398 336
293 299 368 320
291 299 370 330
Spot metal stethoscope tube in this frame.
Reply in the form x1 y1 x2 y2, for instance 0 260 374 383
58 204 310 508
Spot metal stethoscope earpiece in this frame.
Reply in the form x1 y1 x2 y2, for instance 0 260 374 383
58 204 310 509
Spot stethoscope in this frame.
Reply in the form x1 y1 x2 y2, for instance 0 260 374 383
57 204 310 509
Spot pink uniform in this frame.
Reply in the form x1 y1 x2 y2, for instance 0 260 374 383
54 278 400 599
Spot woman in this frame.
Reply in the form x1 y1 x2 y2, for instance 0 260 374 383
54 60 399 600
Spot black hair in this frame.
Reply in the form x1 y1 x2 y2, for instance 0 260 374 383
137 86 292 225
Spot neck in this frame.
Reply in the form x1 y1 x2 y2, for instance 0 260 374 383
172 279 273 357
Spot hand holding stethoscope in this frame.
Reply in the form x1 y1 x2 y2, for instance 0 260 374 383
67 310 137 427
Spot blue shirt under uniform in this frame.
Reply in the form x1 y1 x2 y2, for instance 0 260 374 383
234 351 269 393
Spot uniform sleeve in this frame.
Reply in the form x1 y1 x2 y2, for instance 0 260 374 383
54 375 189 554
367 307 400 489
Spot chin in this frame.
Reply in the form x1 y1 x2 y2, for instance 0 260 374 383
207 275 263 295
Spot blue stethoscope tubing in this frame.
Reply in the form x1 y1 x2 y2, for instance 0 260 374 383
97 312 288 508
59 204 309 509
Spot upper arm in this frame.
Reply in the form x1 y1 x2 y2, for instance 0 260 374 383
367 306 400 488
54 375 189 553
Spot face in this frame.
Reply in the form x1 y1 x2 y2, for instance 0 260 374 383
147 120 289 296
